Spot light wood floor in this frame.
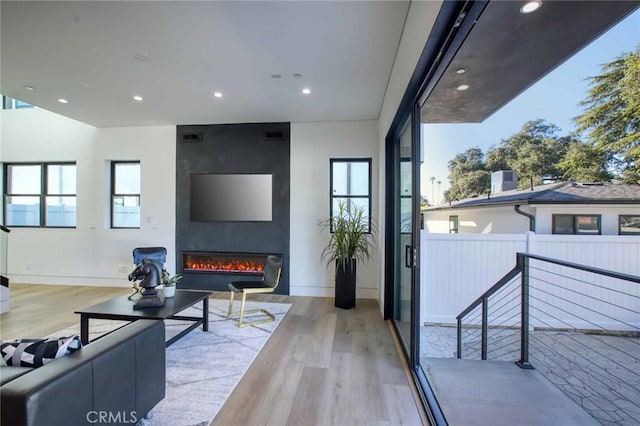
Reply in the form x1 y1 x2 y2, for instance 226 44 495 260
1 284 427 425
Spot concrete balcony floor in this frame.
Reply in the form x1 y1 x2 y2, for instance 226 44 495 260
421 325 640 425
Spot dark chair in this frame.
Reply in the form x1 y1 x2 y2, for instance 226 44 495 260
129 247 167 300
228 255 283 328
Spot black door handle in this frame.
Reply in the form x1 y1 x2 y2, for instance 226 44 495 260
405 245 413 268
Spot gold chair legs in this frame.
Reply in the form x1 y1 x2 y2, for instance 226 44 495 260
228 289 275 328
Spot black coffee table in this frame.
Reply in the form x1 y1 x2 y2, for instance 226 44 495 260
75 290 212 347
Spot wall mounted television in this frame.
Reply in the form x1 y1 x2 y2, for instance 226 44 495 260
190 173 273 222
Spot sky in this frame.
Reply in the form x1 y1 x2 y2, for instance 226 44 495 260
421 8 640 204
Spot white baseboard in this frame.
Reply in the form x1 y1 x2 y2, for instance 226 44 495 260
8 274 130 287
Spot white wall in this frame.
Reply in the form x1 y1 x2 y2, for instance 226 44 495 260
536 205 640 235
424 205 532 234
290 120 379 299
376 0 444 308
1 108 176 286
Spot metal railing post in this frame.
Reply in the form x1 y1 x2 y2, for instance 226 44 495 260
481 296 488 360
516 254 534 369
456 317 462 358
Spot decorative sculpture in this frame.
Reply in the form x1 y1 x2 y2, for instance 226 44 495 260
128 259 165 309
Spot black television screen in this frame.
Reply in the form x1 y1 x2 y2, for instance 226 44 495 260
190 174 273 221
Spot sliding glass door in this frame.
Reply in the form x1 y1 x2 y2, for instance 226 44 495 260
391 117 420 358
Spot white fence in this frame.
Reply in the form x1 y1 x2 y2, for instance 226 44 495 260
420 232 640 330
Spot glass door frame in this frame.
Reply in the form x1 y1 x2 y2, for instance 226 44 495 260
383 1 487 424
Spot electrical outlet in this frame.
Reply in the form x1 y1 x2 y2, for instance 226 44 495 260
118 265 128 274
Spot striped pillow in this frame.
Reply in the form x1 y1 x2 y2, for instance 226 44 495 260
1 336 82 368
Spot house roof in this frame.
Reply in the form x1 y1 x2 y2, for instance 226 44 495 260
425 182 640 211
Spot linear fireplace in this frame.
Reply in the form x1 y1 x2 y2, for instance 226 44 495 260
182 252 270 275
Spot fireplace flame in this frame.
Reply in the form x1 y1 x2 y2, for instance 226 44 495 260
184 256 265 274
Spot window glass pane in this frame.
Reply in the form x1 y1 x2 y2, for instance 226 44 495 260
332 162 348 195
15 99 32 109
400 197 412 233
115 163 140 194
45 196 76 227
7 165 41 194
449 215 459 233
5 196 40 226
332 161 370 196
400 161 411 197
113 195 140 228
620 215 640 235
47 164 76 195
348 162 369 196
576 215 600 234
553 215 574 234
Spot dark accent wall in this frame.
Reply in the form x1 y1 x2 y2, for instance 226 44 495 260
175 123 290 294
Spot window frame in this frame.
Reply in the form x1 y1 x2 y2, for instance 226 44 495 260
619 215 640 235
449 215 459 234
3 162 77 228
329 158 372 234
110 161 141 229
552 213 601 235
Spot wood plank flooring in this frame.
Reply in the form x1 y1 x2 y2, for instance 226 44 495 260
0 285 427 425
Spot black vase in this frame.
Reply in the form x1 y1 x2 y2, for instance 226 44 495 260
335 259 356 309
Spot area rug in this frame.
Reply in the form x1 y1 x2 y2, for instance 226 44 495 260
49 299 291 426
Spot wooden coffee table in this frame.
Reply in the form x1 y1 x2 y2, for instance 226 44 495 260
75 290 212 347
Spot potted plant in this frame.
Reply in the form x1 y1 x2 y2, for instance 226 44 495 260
321 201 376 309
161 271 182 298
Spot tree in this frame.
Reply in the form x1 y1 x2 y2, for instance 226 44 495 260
486 119 572 187
575 46 640 183
446 147 490 200
557 141 612 182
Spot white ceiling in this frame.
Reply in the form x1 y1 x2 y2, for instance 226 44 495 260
1 1 414 127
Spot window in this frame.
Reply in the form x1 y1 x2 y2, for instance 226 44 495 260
449 215 459 234
619 215 640 235
330 158 372 232
3 163 76 227
2 95 33 110
552 214 601 235
111 162 141 228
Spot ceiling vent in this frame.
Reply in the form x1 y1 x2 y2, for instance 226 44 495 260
263 131 285 141
180 132 203 143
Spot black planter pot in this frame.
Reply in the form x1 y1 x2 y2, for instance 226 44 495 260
335 259 356 309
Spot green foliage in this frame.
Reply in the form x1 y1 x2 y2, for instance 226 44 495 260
575 46 640 183
320 201 376 271
490 119 573 187
557 141 612 182
162 271 182 287
446 147 490 200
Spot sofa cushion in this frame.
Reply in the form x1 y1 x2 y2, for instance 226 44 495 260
0 366 33 386
1 336 81 367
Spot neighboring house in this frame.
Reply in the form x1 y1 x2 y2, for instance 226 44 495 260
424 173 640 235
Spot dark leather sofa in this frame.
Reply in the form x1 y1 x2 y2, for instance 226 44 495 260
1 319 165 426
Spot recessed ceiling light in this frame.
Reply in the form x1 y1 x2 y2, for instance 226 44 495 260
292 73 302 79
271 74 282 79
302 88 311 95
520 0 542 14
455 68 466 74
456 84 470 91
134 53 151 62
213 92 223 98
133 95 143 102
24 85 35 91
57 98 68 104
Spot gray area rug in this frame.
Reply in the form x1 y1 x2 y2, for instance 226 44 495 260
51 298 291 426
